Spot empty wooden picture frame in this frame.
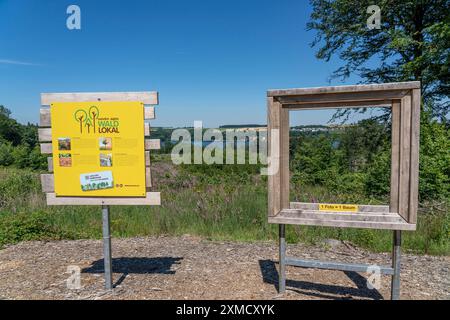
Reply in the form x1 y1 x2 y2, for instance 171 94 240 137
267 82 421 230
38 91 161 205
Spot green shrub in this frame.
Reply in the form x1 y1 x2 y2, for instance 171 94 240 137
0 142 15 166
365 150 391 198
0 211 73 248
419 111 450 200
0 169 41 208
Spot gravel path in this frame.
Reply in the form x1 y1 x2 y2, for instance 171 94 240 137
0 236 448 300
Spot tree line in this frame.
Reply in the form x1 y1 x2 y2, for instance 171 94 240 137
0 106 46 170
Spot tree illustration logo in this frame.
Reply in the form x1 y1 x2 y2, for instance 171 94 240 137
74 106 100 134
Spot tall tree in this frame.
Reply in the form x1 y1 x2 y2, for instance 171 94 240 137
0 105 23 145
307 0 449 119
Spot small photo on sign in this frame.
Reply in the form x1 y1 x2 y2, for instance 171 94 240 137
58 153 72 167
58 138 71 151
100 153 113 167
80 171 114 191
99 137 112 150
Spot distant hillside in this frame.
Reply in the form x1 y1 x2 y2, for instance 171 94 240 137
219 124 266 129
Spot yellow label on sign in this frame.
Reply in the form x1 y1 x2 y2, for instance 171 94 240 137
319 204 359 212
51 101 146 197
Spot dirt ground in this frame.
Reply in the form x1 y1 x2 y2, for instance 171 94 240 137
0 235 448 300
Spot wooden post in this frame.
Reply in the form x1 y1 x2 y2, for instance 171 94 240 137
390 100 401 215
267 97 289 217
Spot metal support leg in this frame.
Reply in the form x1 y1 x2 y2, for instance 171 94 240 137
391 230 401 300
279 224 286 293
102 205 113 290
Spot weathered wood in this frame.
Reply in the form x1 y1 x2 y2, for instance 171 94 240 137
408 88 421 224
46 152 150 172
38 124 150 143
283 100 392 110
290 202 390 213
41 137 156 153
268 81 420 97
267 81 420 229
38 128 52 142
47 157 53 172
267 97 281 217
40 108 51 127
40 174 54 193
280 108 290 212
275 90 408 105
144 106 155 119
281 209 403 223
46 192 161 206
146 167 152 188
269 209 416 231
145 151 150 167
390 100 401 214
398 94 412 221
145 139 161 150
43 167 152 190
38 123 150 148
40 143 52 154
41 102 155 128
41 91 158 105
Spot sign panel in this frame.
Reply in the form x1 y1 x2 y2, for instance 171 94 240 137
51 101 146 197
319 203 359 212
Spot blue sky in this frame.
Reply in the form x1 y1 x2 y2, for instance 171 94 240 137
0 0 374 127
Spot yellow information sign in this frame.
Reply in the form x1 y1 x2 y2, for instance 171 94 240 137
319 204 359 212
51 101 146 197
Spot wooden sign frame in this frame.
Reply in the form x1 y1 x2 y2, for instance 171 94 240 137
267 81 421 299
267 81 421 230
38 91 161 206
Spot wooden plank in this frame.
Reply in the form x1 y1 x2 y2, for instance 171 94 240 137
267 97 281 217
268 209 416 231
39 125 150 140
43 168 153 191
408 88 421 224
268 216 416 231
40 143 52 154
38 128 52 142
280 108 290 212
144 106 155 119
145 139 160 150
290 202 390 213
145 151 150 166
42 139 157 153
41 103 155 126
280 209 403 223
40 108 51 127
398 94 412 221
268 81 420 97
47 157 53 172
284 100 392 110
390 100 401 215
275 90 408 105
146 167 152 188
40 174 54 193
41 91 158 105
46 192 161 206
